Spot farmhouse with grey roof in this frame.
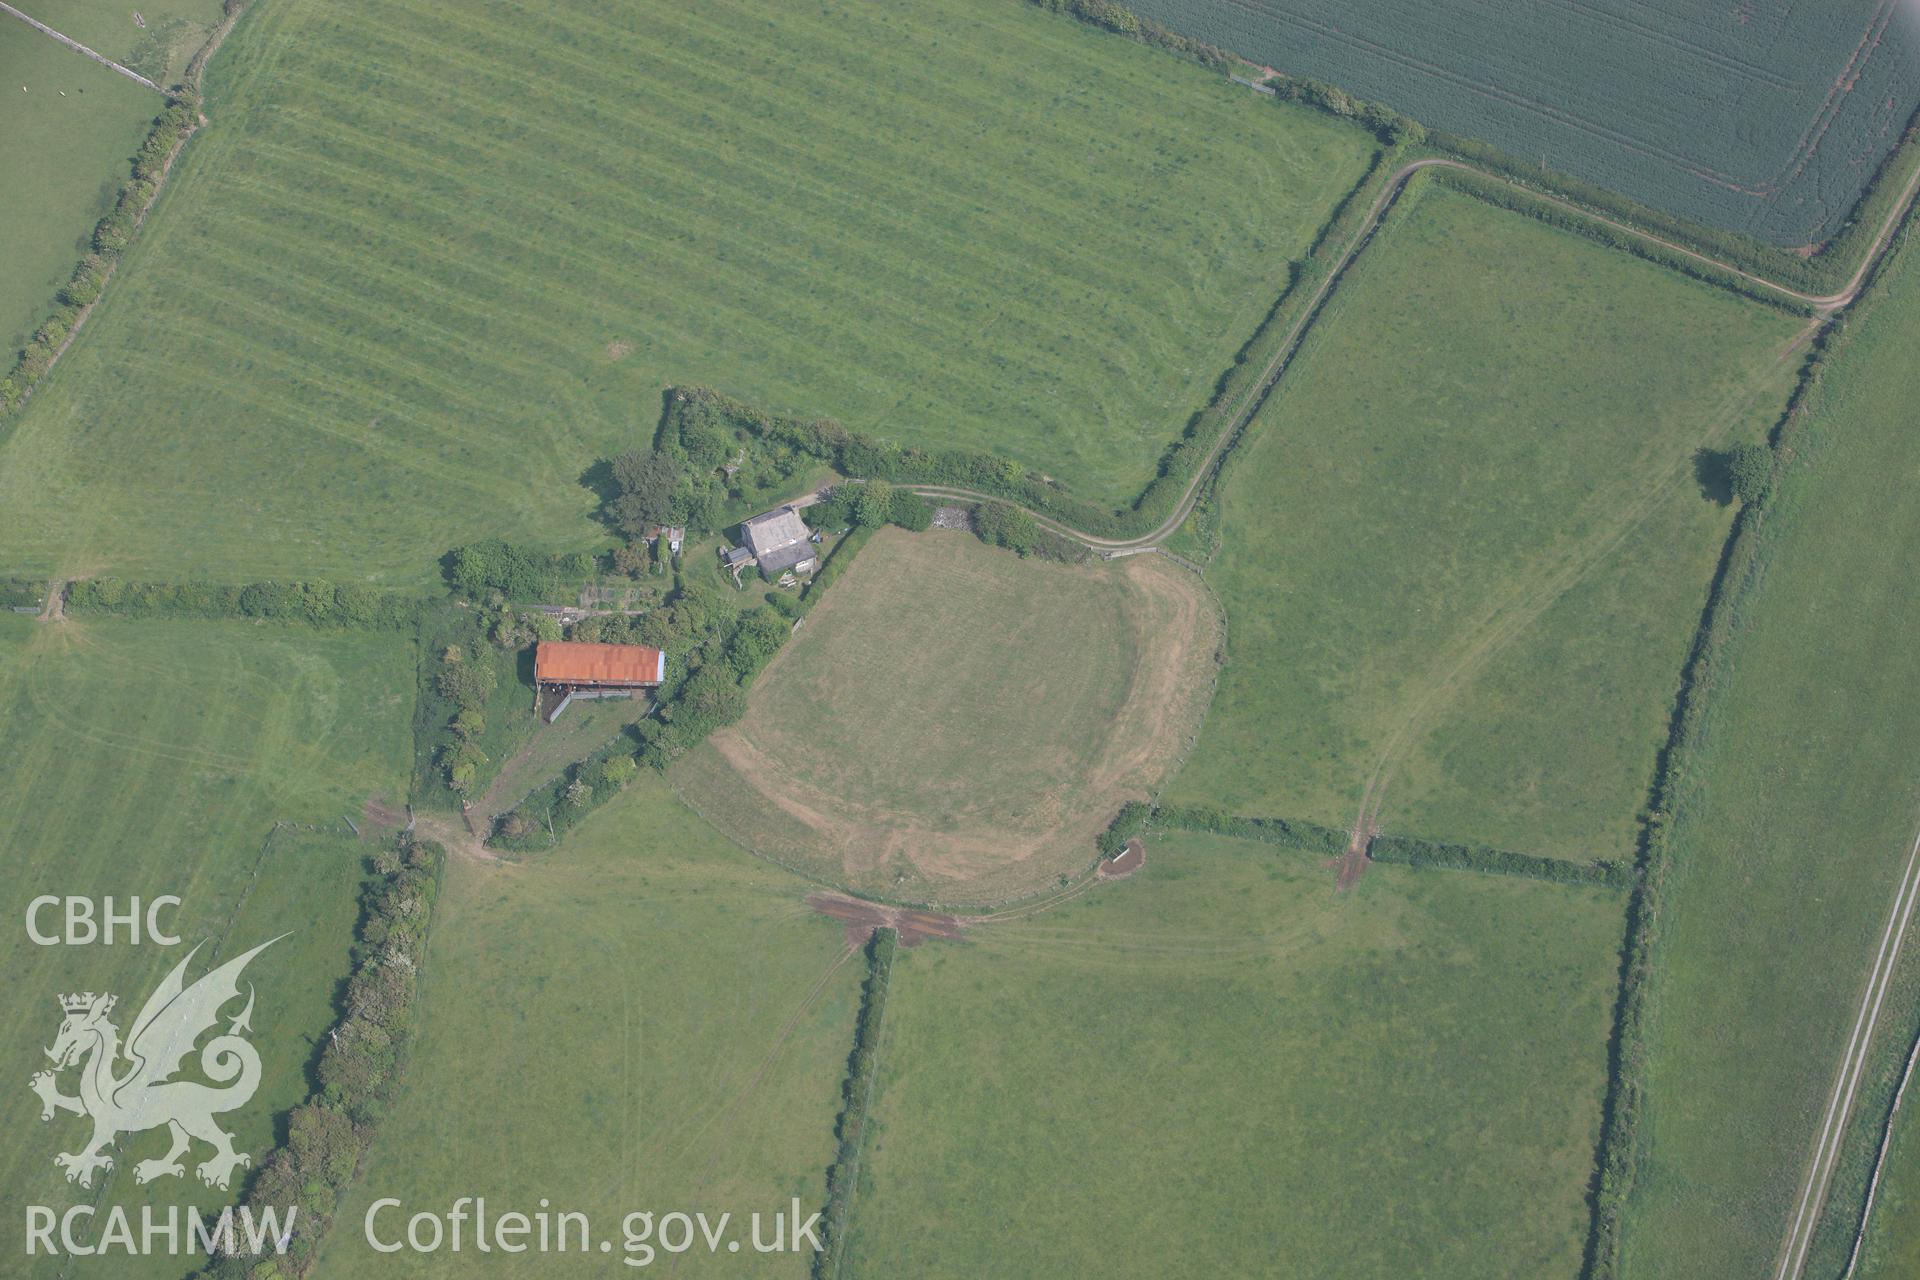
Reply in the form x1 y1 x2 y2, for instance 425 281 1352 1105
736 505 817 578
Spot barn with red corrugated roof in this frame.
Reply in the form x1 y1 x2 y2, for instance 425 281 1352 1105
534 640 666 690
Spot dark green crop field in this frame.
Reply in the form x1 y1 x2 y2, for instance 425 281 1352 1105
1125 0 1920 247
0 0 1375 584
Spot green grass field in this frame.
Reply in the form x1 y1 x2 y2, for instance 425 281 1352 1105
321 774 859 1278
0 612 413 1277
1167 180 1804 863
845 833 1624 1277
1858 1107 1920 1279
1618 226 1920 1279
20 0 228 84
0 0 1375 584
0 32 161 354
1123 0 1920 246
671 528 1220 905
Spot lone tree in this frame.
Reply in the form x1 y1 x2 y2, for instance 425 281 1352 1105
1727 442 1773 505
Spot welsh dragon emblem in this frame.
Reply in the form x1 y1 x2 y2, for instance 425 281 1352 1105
29 937 281 1191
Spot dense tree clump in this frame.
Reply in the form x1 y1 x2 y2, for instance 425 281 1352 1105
1726 442 1774 505
445 540 593 601
606 449 683 539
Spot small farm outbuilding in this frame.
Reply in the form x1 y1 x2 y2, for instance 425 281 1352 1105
735 506 817 578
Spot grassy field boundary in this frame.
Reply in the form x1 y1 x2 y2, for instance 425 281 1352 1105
1583 344 1812 1280
1369 832 1631 888
0 0 251 423
1423 113 1920 303
815 927 897 1280
1423 165 1813 316
1839 1027 1920 1278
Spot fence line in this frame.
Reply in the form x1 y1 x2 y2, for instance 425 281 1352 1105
1842 1028 1920 1277
0 1 165 93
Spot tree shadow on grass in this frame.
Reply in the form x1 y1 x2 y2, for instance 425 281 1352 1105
579 459 619 507
1693 447 1734 506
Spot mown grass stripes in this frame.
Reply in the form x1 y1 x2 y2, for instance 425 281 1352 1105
0 0 1378 585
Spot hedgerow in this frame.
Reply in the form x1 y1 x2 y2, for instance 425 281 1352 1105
486 732 643 852
64 577 416 630
193 836 445 1279
1152 804 1348 856
2 96 199 416
1028 0 1420 144
1426 119 1920 302
1368 833 1629 888
443 539 595 602
815 927 897 1279
972 500 1090 563
799 525 874 606
1134 804 1624 887
1582 273 1856 1280
0 579 47 612
1425 166 1814 316
655 149 1391 544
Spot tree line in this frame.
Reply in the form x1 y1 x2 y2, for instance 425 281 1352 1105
193 836 445 1279
2 95 199 413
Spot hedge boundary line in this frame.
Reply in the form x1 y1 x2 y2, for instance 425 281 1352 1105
1425 166 1815 316
0 93 197 415
815 928 898 1280
1 0 252 422
1425 117 1920 303
1130 803 1626 885
1838 1028 1920 1279
195 835 447 1278
658 141 1395 545
1150 803 1347 856
1032 0 1920 301
799 523 875 605
63 576 418 631
1578 206 1915 1277
1370 833 1630 888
